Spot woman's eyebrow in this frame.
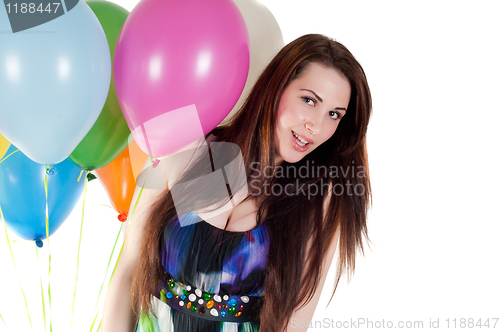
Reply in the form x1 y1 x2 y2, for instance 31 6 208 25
300 89 323 103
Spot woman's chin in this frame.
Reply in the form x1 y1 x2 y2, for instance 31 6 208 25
275 143 310 164
280 151 306 164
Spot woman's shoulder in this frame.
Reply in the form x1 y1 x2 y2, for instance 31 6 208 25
206 133 217 143
159 134 221 190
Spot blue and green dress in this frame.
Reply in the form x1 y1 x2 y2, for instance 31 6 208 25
136 212 269 332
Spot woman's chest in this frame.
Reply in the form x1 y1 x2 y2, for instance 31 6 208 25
196 194 260 232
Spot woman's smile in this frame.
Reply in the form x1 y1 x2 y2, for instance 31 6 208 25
291 130 311 152
274 62 351 163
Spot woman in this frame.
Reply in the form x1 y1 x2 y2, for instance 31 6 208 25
102 33 372 332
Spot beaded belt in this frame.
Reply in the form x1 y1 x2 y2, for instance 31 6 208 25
158 274 262 322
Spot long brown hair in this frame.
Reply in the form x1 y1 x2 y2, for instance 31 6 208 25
130 34 372 331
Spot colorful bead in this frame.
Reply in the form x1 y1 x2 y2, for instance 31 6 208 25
158 276 257 320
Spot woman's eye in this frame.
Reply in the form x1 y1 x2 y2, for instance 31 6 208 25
302 96 316 106
329 110 340 120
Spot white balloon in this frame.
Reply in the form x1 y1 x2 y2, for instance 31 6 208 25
223 0 284 123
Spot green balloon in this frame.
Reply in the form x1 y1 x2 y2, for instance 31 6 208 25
70 1 130 170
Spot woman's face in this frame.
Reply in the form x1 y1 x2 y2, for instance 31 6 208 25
274 62 351 164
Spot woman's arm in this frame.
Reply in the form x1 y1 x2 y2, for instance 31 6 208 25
285 186 341 332
101 137 206 331
101 168 165 331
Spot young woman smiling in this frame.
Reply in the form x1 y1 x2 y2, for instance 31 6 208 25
102 33 372 332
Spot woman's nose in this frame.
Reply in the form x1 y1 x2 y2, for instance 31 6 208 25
304 113 324 135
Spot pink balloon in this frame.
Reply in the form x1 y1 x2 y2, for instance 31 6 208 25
113 0 249 158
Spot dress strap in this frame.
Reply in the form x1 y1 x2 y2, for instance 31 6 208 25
157 273 263 323
175 134 216 182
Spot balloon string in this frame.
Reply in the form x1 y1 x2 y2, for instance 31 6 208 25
77 169 84 182
95 161 154 330
35 245 47 332
128 159 154 228
92 232 126 332
0 203 33 331
69 170 88 329
44 166 53 332
89 223 124 332
0 312 11 332
0 149 19 164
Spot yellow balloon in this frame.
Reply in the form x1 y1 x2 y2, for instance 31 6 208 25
0 133 10 159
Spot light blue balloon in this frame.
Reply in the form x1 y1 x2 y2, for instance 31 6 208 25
0 1 111 165
0 145 85 243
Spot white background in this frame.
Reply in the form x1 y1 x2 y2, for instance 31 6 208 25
1 1 499 331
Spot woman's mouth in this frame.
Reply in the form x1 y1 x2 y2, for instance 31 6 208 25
291 131 310 152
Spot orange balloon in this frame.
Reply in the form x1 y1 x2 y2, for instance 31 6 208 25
95 140 149 222
128 138 150 185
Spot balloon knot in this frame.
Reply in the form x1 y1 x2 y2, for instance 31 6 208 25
152 158 160 168
118 213 128 222
46 166 57 176
86 172 97 182
35 239 43 248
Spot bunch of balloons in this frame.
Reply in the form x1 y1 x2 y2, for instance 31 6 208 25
0 0 283 244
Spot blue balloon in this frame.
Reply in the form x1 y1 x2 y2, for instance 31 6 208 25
0 145 85 243
0 1 111 165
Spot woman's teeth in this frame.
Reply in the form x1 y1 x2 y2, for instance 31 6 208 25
293 132 309 146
